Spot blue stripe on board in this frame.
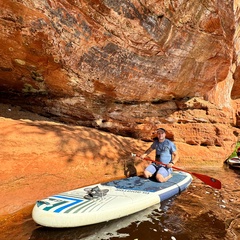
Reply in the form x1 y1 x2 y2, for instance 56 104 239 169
53 195 83 213
158 186 180 201
158 177 192 201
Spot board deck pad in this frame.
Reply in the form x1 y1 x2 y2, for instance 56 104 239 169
103 173 187 192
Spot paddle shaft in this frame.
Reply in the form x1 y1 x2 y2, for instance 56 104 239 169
133 154 222 189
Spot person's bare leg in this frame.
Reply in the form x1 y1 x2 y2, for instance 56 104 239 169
156 173 172 182
144 170 152 178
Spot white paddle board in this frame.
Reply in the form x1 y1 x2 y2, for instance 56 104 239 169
32 171 192 228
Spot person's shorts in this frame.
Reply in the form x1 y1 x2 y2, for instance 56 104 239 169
145 163 172 178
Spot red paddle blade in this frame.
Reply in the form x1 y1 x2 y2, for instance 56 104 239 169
172 165 222 189
191 172 222 189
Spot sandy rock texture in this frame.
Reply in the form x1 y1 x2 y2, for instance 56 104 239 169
0 102 237 218
0 103 150 216
0 1 240 144
1 0 240 219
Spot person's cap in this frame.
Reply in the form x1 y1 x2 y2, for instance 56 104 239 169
157 128 166 133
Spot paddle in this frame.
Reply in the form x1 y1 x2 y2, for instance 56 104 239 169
131 153 222 189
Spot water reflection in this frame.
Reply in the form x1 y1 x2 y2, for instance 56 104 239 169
30 195 227 240
30 204 161 240
2 166 240 240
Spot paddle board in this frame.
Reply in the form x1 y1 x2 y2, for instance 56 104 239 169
227 157 240 169
32 171 192 228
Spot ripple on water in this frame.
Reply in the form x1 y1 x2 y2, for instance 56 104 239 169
1 166 240 240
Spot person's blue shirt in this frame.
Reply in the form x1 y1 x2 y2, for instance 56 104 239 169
151 139 176 164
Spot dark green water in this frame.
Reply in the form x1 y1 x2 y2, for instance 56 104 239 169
1 165 240 240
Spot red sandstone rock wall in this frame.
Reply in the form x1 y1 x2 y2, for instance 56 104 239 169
1 0 240 216
0 103 237 216
0 109 149 215
0 0 239 140
0 1 238 121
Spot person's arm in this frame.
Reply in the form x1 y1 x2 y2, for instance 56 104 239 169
168 151 179 167
141 146 154 159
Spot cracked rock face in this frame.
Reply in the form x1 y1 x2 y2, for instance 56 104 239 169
0 1 240 159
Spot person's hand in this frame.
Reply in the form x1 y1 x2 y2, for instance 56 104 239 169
167 162 174 168
140 153 147 159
